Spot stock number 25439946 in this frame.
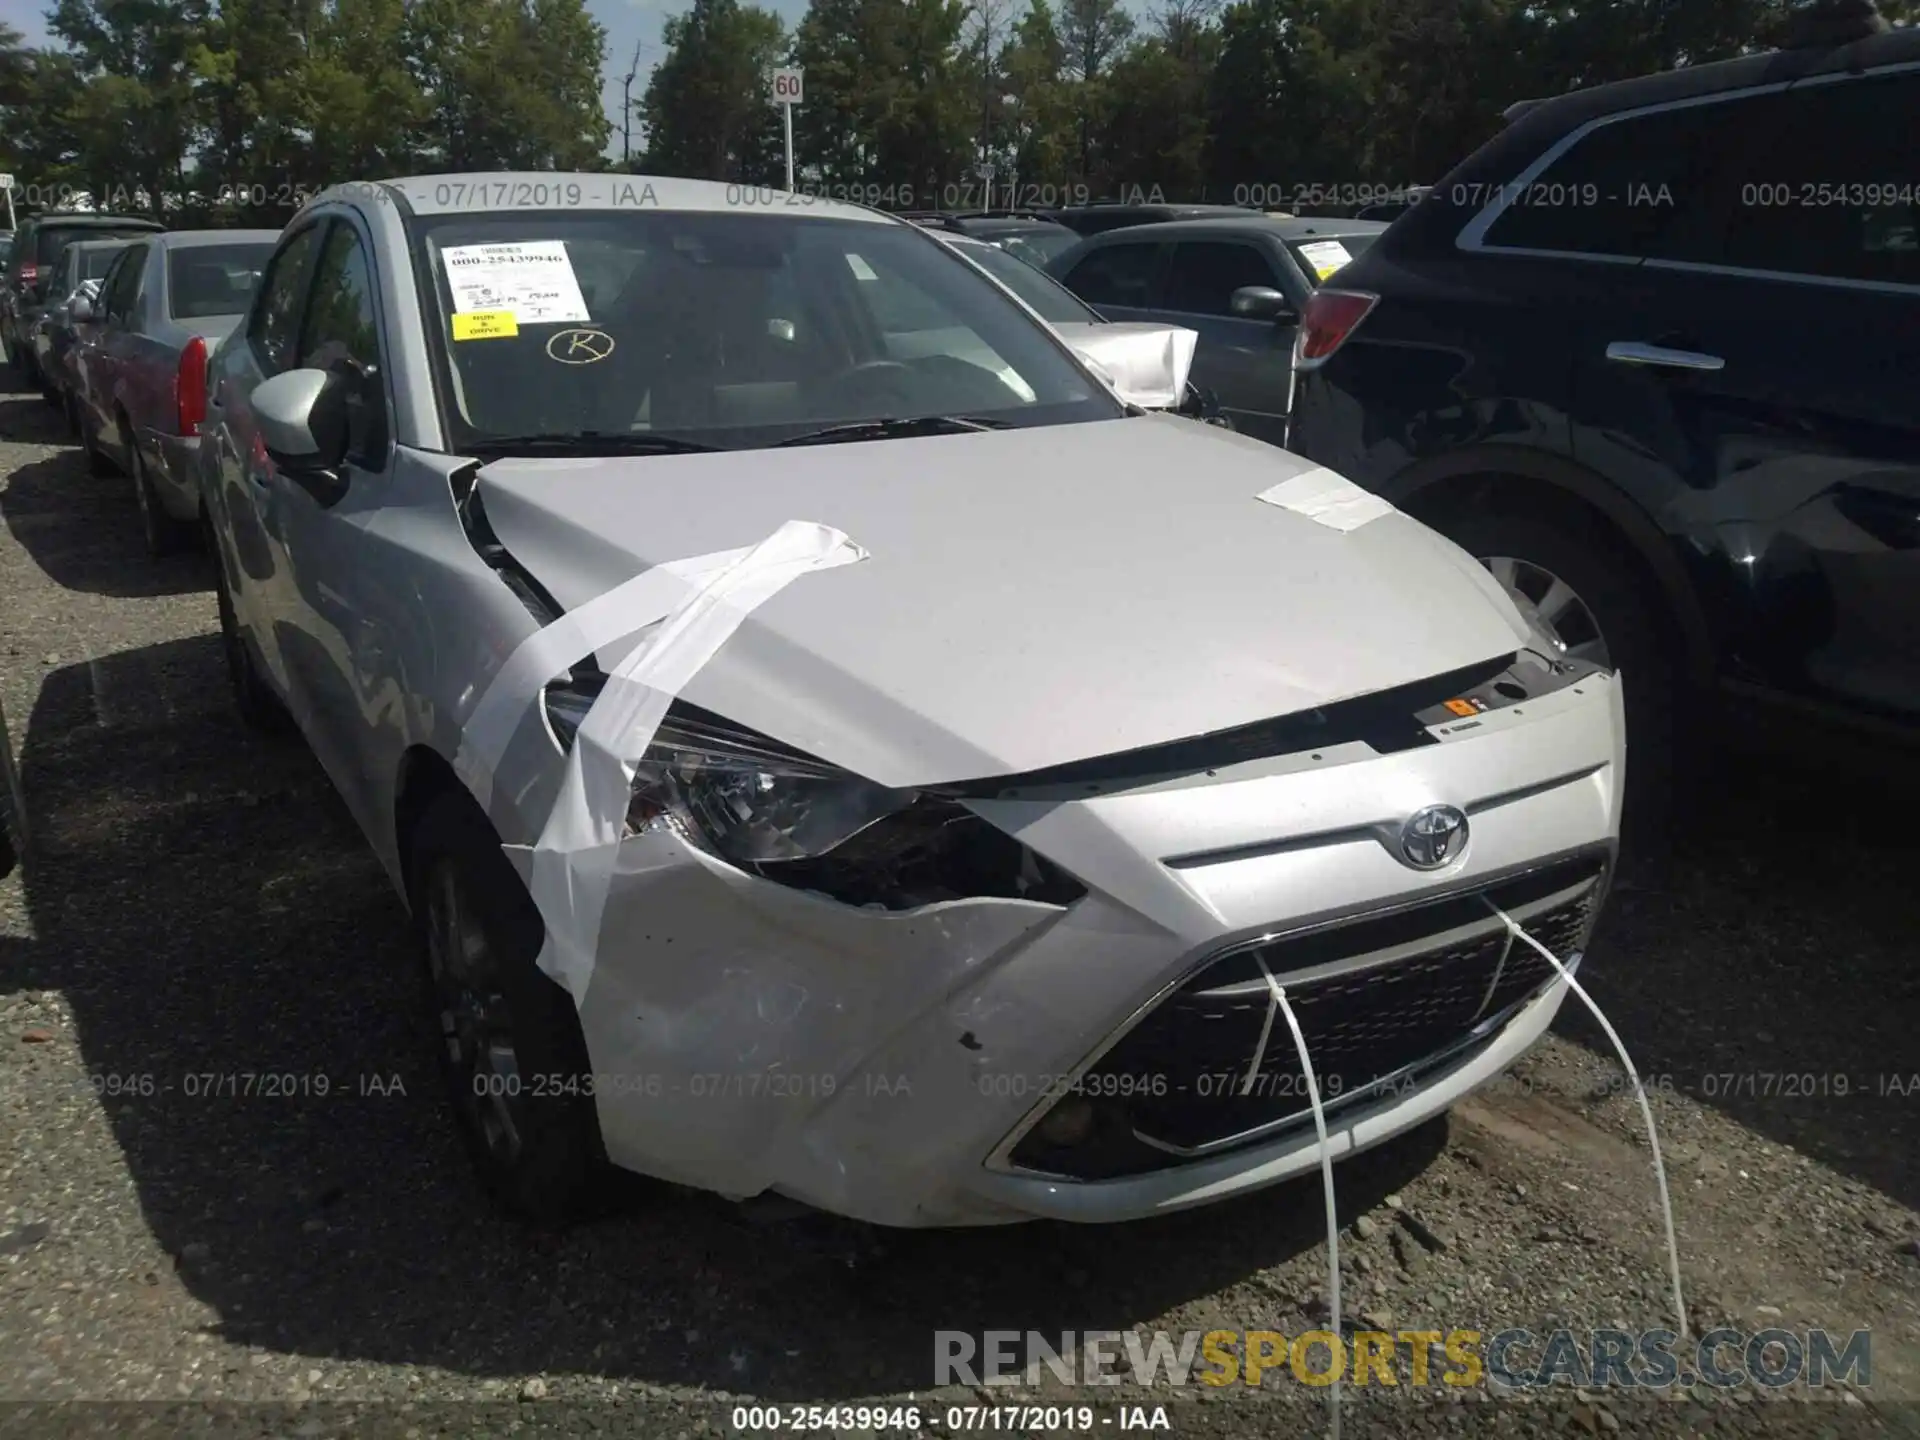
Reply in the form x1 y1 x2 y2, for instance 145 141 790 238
974 1072 1168 1099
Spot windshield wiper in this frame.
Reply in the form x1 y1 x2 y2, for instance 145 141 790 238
466 431 725 458
772 415 1012 448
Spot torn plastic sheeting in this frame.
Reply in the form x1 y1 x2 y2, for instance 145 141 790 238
1256 466 1397 533
525 520 869 1005
1061 324 1199 410
453 543 757 815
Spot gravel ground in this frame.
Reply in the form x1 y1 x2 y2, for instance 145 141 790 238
0 367 1915 1440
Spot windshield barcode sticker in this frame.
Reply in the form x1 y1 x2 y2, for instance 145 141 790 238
441 242 591 325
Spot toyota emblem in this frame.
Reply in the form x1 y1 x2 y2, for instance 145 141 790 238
1399 804 1469 870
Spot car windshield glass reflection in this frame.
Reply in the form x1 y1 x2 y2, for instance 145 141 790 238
412 210 1122 453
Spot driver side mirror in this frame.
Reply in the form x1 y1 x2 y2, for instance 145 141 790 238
1230 285 1293 322
253 367 352 477
69 294 94 323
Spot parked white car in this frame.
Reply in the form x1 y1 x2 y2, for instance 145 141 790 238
198 173 1625 1227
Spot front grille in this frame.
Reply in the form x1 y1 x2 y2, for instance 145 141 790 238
1007 852 1607 1180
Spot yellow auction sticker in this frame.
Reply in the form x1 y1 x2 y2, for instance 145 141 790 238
452 310 519 341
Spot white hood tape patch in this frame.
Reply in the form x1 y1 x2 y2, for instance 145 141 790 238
497 520 867 1004
1257 466 1396 532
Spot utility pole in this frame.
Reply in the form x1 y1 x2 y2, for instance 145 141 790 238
622 40 644 167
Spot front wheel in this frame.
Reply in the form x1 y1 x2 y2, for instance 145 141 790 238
409 793 610 1224
1430 508 1682 851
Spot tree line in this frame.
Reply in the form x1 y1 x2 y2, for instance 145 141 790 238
642 0 1915 208
0 0 1908 227
0 0 611 226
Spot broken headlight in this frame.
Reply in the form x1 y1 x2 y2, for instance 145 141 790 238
543 684 911 862
543 683 1087 909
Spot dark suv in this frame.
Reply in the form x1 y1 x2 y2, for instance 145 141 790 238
1285 18 1919 827
2 212 166 384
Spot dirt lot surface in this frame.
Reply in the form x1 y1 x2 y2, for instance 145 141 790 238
0 371 1915 1439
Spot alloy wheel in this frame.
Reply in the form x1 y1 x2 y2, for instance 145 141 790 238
1481 555 1612 669
423 862 525 1166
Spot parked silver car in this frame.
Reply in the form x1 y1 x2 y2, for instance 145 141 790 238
199 173 1625 1227
29 237 132 427
72 229 278 554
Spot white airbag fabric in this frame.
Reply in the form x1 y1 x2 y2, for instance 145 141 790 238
1060 324 1199 410
455 515 867 1003
1256 466 1396 532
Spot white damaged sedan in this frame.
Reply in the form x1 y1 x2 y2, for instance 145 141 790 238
198 174 1625 1227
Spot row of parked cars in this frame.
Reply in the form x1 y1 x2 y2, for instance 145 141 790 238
922 12 1917 842
0 211 279 554
0 6 1908 1232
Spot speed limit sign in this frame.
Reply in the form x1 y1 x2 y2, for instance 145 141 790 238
770 68 804 106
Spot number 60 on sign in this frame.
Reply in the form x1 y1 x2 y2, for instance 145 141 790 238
769 68 803 105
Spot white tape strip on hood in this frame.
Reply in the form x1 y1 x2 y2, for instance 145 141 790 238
454 545 755 814
524 520 867 1003
1256 466 1396 532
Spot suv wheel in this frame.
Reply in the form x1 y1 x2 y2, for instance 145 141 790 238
409 793 609 1224
1429 507 1682 849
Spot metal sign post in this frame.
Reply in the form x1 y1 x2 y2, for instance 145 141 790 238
770 69 804 193
0 176 14 233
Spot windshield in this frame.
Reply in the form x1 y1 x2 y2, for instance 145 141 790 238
1288 232 1380 284
995 229 1081 268
168 243 273 319
411 209 1122 452
953 241 1101 325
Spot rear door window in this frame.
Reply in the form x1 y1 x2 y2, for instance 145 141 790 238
101 244 148 323
1478 90 1788 260
1059 241 1166 307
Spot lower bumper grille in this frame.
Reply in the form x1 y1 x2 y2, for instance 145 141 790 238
1007 852 1608 1180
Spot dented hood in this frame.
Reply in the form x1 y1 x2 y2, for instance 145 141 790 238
476 415 1530 788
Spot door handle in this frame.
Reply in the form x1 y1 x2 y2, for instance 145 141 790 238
1605 341 1724 372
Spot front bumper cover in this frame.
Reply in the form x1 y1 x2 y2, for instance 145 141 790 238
541 668 1625 1227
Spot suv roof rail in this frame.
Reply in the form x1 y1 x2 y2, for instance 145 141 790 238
1774 0 1889 46
1503 97 1546 122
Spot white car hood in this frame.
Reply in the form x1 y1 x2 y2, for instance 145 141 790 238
475 415 1531 788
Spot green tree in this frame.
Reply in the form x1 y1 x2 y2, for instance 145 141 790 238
1057 0 1133 181
640 0 788 182
999 0 1076 194
406 0 609 170
1205 0 1372 200
48 0 214 215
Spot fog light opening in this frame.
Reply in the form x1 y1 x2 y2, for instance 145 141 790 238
1035 1096 1097 1148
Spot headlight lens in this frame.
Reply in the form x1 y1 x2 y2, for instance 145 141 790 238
544 685 914 863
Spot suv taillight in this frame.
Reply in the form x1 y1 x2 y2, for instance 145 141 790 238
1293 289 1379 371
17 262 38 289
176 336 208 436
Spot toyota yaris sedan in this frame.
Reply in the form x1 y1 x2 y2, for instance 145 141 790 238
198 174 1625 1227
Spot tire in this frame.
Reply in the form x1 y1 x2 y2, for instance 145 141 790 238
17 344 39 388
1425 505 1684 858
207 517 293 734
408 791 610 1224
129 436 192 557
63 391 80 439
